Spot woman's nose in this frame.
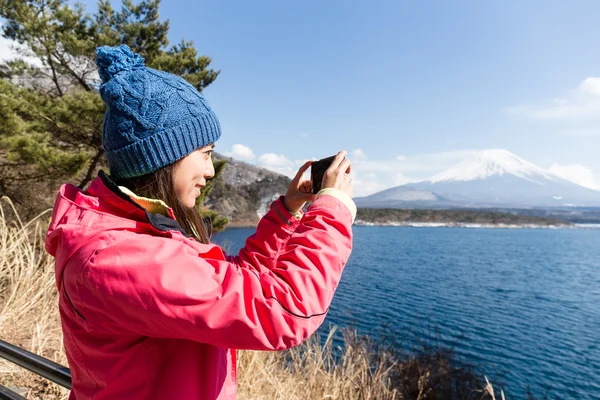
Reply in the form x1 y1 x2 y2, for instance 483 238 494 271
205 159 215 179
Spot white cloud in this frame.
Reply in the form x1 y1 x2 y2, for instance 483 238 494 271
347 149 478 196
393 172 415 186
258 153 292 167
352 174 385 198
508 77 600 120
405 150 478 172
579 77 600 96
353 150 477 175
256 153 302 178
350 171 383 197
549 163 600 191
225 144 255 161
352 148 368 161
353 181 384 197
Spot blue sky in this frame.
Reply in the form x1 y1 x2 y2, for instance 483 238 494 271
3 1 600 196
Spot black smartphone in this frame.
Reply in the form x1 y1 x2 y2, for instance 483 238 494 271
311 155 336 194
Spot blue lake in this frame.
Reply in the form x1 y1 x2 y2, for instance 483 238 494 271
213 226 600 399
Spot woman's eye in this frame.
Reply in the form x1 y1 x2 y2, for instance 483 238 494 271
205 150 213 157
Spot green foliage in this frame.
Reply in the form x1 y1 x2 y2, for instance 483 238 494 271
198 158 227 206
197 158 229 232
200 207 229 234
0 81 25 135
3 132 90 175
0 70 104 197
0 0 223 221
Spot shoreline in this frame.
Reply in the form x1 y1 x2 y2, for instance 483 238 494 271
224 221 600 230
353 220 600 229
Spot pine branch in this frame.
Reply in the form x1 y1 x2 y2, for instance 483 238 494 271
52 49 93 92
45 46 64 96
77 148 104 189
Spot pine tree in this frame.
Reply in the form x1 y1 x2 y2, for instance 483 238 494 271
0 0 228 230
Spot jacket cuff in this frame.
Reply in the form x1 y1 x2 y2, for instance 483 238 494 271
272 196 303 226
316 188 357 223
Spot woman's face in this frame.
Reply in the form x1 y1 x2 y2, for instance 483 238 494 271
173 144 216 208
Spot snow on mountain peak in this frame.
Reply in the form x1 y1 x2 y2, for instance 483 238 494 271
429 149 556 184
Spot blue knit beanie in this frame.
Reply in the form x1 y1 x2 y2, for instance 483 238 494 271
96 44 221 179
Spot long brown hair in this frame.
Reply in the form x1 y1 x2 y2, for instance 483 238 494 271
115 162 211 244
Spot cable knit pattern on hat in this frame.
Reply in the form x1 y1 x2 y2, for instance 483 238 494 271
96 44 221 179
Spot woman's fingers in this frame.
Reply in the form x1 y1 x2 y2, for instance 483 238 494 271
299 180 312 193
320 150 353 195
293 160 314 183
338 158 352 175
328 150 347 171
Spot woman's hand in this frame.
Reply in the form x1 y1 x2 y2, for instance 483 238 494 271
283 160 316 215
321 150 353 198
283 151 353 214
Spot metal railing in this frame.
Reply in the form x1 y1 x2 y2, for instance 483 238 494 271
0 339 71 399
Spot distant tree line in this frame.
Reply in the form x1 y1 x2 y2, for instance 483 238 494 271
356 208 567 226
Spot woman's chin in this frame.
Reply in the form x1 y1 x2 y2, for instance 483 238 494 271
177 189 201 209
190 190 204 207
181 196 196 209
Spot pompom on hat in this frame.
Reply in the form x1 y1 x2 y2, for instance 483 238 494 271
96 44 221 179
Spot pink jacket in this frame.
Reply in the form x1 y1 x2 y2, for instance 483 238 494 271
45 172 354 399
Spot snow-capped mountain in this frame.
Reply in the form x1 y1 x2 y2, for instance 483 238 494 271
428 149 557 184
355 149 600 209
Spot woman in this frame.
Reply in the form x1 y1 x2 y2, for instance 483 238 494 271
45 44 355 400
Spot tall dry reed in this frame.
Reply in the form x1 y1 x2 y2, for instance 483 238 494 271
0 198 511 399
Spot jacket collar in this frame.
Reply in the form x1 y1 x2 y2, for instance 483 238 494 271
89 171 189 237
118 185 171 217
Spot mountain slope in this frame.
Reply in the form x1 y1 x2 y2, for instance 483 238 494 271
353 186 448 208
206 153 291 226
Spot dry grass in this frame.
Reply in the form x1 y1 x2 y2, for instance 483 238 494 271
0 198 513 400
236 328 399 399
0 198 67 399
